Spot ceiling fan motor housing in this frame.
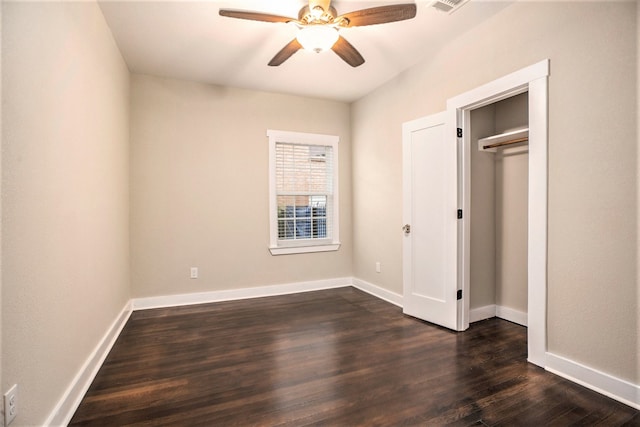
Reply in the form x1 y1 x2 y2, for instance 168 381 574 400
298 5 338 24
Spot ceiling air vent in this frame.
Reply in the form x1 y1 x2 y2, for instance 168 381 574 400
429 0 471 13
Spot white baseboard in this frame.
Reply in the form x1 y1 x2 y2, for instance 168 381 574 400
132 277 352 310
546 352 640 410
351 278 403 307
45 301 132 426
469 304 528 327
496 306 528 326
469 304 496 323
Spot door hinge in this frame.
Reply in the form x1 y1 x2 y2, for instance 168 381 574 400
457 289 462 300
457 128 463 138
457 209 463 219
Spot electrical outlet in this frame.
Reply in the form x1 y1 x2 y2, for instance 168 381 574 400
4 384 17 426
190 267 198 279
375 262 381 273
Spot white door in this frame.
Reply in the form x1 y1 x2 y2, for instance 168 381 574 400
402 112 459 330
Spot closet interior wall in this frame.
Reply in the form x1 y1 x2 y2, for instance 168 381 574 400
469 93 529 320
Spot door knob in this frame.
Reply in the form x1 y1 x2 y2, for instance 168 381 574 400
402 224 411 235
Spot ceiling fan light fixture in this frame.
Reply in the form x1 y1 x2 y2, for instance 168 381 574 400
296 25 339 53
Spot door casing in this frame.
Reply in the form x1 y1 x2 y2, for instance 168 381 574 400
447 59 549 367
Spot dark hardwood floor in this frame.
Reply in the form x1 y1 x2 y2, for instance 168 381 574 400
70 287 639 426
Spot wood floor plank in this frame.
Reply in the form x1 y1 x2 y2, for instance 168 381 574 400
70 287 640 426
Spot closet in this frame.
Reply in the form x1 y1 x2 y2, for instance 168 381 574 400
469 92 529 326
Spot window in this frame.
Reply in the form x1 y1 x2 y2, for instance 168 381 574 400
268 130 340 255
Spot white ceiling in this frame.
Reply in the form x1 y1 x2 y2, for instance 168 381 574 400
98 0 513 102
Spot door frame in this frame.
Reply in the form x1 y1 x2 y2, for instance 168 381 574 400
447 59 549 367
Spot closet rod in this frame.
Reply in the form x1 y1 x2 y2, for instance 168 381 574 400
482 137 528 150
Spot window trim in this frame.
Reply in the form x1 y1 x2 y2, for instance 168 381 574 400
267 129 340 255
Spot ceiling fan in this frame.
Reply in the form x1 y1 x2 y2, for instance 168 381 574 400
219 0 417 67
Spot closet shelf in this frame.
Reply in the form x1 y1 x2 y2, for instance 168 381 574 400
478 127 528 152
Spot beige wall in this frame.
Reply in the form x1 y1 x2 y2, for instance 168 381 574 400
1 3 130 425
130 75 352 298
352 1 637 383
469 94 528 314
494 94 528 313
469 105 496 309
0 0 4 397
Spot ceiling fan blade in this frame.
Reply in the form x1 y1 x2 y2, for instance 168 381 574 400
268 39 303 66
331 36 365 67
219 9 296 24
337 3 417 27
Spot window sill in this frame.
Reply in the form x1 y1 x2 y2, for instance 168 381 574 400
269 243 341 256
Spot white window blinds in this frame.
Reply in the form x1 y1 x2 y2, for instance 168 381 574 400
276 143 333 242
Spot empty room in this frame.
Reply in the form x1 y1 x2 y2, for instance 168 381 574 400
2 0 639 425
